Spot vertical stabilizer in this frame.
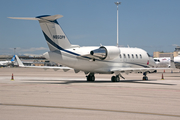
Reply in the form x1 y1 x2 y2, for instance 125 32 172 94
170 54 176 68
36 15 72 51
15 55 24 67
9 15 75 51
11 55 16 62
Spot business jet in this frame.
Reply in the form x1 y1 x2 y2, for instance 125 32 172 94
154 56 180 68
154 57 170 68
9 15 175 82
0 55 15 66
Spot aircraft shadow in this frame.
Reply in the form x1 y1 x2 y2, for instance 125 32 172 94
22 79 176 86
121 80 176 86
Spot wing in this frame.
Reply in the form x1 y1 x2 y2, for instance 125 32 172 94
111 67 175 75
110 68 156 74
15 55 72 72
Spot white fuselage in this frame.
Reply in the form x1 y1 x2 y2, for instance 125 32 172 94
0 61 12 66
154 56 180 68
43 46 155 73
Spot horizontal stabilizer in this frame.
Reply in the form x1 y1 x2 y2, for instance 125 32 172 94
8 17 39 20
36 15 63 21
8 14 63 21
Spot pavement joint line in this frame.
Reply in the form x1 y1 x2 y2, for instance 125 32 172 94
1 103 180 118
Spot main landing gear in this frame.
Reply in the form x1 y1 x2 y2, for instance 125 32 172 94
86 73 121 82
86 73 95 82
142 72 148 80
111 75 120 82
86 73 148 82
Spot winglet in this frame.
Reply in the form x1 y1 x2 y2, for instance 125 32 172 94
15 55 24 67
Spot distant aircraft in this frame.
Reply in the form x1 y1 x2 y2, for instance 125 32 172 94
0 55 15 66
9 15 175 82
154 55 180 68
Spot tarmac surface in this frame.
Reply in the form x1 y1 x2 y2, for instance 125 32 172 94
0 68 180 120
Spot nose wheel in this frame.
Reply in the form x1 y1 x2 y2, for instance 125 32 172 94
142 72 148 80
86 73 95 82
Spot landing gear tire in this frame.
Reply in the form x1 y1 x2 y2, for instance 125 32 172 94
142 72 148 80
111 75 120 82
143 76 148 80
87 74 95 82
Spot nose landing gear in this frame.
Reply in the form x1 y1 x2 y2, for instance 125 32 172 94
111 75 120 82
142 72 148 80
86 73 95 82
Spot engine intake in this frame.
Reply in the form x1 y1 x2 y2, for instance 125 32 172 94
90 47 107 60
90 46 120 60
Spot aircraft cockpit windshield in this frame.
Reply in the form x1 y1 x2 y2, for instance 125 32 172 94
147 53 151 57
154 59 160 62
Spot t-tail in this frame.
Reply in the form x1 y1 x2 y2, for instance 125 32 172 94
11 55 16 62
9 15 79 51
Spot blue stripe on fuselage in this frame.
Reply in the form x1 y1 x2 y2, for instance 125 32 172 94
43 31 86 57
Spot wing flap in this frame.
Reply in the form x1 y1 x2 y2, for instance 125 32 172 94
111 68 156 74
111 67 176 74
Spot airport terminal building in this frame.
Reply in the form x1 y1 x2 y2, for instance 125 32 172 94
153 46 180 58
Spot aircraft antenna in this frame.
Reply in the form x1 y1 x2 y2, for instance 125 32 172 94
115 2 121 47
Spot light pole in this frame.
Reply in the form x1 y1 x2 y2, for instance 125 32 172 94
14 48 16 55
115 2 121 47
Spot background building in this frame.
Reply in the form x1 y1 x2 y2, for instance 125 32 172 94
153 46 180 58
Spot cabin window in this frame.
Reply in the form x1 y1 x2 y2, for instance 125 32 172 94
132 54 134 58
140 54 142 59
123 54 126 58
128 54 130 58
119 54 122 58
136 54 138 58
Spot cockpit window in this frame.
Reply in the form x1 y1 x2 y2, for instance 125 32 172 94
154 59 160 62
147 53 151 57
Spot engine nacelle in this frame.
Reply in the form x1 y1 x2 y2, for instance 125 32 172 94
90 46 120 60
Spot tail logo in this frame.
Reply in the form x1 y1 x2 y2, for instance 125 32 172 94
53 35 65 39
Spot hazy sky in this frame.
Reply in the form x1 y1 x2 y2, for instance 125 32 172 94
0 0 180 56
